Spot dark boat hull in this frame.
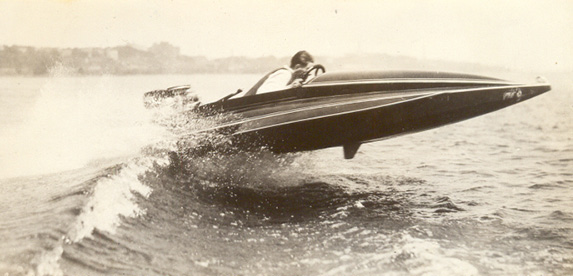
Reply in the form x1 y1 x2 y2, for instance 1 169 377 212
188 71 551 158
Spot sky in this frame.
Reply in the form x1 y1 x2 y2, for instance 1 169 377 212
1 0 572 72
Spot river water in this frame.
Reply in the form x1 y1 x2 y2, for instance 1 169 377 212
0 70 571 275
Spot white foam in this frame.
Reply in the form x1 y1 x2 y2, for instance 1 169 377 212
321 233 479 276
32 246 64 276
29 155 169 276
397 234 479 275
66 158 156 243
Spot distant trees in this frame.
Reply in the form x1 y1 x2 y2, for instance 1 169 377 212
0 42 284 75
149 42 180 59
0 43 506 76
0 46 61 75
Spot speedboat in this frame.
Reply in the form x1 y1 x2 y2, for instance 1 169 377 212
144 65 551 158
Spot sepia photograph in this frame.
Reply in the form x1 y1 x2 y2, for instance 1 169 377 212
0 0 571 275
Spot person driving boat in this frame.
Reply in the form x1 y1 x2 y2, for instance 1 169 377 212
244 51 315 96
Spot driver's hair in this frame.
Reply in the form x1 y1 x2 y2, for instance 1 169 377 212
290 51 314 69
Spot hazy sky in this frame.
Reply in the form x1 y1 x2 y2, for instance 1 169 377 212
1 0 572 71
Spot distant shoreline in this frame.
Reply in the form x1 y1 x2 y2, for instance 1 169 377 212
2 42 561 78
0 72 263 78
0 42 288 76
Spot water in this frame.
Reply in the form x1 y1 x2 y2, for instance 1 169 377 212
0 70 571 275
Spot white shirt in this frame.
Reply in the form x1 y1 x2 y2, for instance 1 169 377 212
257 66 294 94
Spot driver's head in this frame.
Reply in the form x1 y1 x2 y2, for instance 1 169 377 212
290 51 314 70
